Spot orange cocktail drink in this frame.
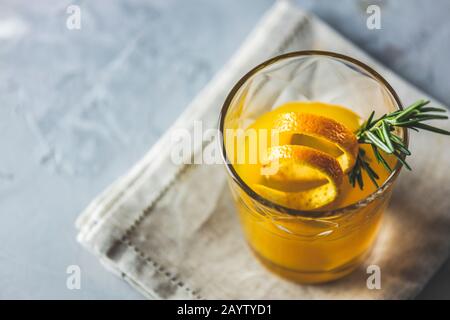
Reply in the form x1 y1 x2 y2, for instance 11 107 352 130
219 51 406 283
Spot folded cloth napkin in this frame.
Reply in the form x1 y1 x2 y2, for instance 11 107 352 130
76 1 450 299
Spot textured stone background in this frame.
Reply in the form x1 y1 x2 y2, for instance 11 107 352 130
1 0 449 299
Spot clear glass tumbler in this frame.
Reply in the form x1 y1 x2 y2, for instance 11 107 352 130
219 51 407 283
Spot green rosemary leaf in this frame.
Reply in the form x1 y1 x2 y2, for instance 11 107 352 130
390 133 407 147
387 134 411 155
392 140 411 156
365 163 380 180
413 114 448 121
348 99 449 189
412 123 450 135
394 100 429 121
365 131 393 153
356 169 364 189
361 160 380 188
374 127 385 143
381 121 395 153
365 110 376 129
393 151 412 170
420 107 448 113
372 144 392 172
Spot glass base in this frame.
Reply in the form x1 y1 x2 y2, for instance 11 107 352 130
251 247 365 284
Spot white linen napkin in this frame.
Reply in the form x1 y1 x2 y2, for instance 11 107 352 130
76 1 450 299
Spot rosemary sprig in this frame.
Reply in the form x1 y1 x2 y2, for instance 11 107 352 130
349 99 450 189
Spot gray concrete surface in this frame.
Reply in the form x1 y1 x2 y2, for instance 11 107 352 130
0 0 449 299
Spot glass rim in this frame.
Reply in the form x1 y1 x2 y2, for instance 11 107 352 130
219 50 408 218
